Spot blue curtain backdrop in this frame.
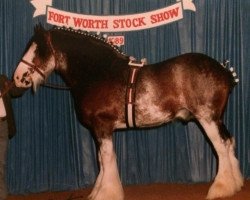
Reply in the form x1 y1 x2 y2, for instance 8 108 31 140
0 0 249 194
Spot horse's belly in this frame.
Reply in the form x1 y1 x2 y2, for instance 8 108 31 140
114 108 172 129
114 79 180 129
113 95 173 129
135 104 172 127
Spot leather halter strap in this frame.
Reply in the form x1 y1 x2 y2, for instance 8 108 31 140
21 59 46 80
125 58 145 128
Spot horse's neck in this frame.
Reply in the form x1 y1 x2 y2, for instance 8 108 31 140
56 51 129 90
51 31 129 88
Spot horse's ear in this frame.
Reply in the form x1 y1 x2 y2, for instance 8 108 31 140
34 23 46 35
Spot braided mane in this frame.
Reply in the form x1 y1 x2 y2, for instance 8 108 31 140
52 26 127 57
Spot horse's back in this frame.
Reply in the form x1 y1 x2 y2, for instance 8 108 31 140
151 53 233 85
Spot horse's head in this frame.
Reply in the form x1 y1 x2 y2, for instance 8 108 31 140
14 25 56 91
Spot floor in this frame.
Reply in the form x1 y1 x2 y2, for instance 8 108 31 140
7 180 250 200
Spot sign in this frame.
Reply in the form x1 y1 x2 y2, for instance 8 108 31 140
31 0 196 33
107 36 125 47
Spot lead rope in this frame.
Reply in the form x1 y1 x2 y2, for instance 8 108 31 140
41 82 70 90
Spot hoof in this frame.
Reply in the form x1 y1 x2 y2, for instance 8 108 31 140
235 177 244 192
206 181 237 199
88 185 124 200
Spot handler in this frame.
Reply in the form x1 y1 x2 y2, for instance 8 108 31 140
0 74 26 199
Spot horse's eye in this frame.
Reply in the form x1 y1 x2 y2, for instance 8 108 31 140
34 48 39 55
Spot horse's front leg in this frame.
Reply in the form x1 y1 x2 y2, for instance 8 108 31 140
88 152 103 199
89 137 124 200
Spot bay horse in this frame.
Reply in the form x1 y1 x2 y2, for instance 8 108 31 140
13 25 243 200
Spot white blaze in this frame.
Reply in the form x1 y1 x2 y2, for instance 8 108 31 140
14 43 37 88
14 42 56 91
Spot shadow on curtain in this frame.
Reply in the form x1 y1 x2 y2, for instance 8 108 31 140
0 0 249 194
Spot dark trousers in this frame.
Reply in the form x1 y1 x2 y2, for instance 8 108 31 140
0 120 8 200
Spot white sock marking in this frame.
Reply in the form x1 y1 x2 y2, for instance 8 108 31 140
89 138 124 200
199 120 240 199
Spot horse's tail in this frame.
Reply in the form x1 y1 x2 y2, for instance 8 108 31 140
221 60 239 89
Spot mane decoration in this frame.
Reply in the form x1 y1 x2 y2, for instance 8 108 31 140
53 26 127 57
221 60 239 84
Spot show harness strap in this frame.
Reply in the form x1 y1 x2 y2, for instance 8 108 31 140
125 57 146 128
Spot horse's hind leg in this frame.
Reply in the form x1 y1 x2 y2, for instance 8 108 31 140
228 137 244 191
217 122 243 191
198 119 243 199
89 137 124 200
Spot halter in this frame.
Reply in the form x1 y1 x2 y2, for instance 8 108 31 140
20 32 57 82
20 59 46 80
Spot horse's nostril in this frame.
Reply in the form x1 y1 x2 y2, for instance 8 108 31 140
16 76 19 80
